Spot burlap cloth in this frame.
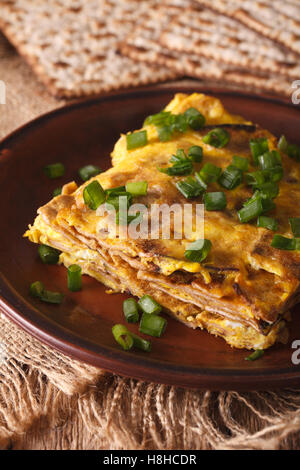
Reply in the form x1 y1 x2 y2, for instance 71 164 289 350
1 33 300 450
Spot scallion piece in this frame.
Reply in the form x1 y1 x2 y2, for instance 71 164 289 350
53 187 62 197
194 172 208 191
184 107 205 130
112 324 134 351
278 135 288 152
126 181 148 196
198 162 222 184
139 313 167 337
38 244 61 264
232 155 249 171
144 111 170 127
289 218 300 237
44 163 65 179
131 333 151 352
271 235 296 250
78 165 102 182
245 170 266 186
184 239 212 263
157 126 172 142
238 198 263 223
30 281 45 298
278 135 300 162
250 138 269 165
257 216 278 231
138 295 162 315
83 180 106 210
188 145 203 163
204 192 227 211
219 165 243 190
254 182 279 199
176 177 204 199
67 264 82 292
202 128 229 148
123 298 139 323
126 130 148 150
258 150 281 171
245 349 264 361
29 281 64 304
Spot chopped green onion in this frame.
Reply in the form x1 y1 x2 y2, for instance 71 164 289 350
243 190 275 214
194 172 208 191
139 313 167 337
250 138 269 165
53 187 62 197
169 113 188 133
158 149 193 176
202 128 229 148
203 192 227 211
78 165 102 182
30 281 64 304
105 185 126 195
126 130 148 150
253 182 279 199
278 135 300 162
38 244 61 264
138 295 162 315
157 126 173 142
257 216 278 231
271 235 296 250
184 239 212 263
188 145 203 163
44 163 65 179
258 150 281 171
198 162 222 183
30 281 45 298
112 324 134 351
219 165 243 190
184 107 205 130
289 217 300 237
245 170 266 186
131 333 151 352
232 155 249 171
144 111 171 127
176 177 204 199
41 290 64 304
126 181 148 196
245 349 264 361
67 264 82 292
238 198 263 223
123 298 139 323
106 192 132 211
83 180 106 210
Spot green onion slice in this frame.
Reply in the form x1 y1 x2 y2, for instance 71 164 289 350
257 216 278 231
138 295 162 315
188 145 203 163
131 333 151 352
289 218 300 237
198 162 222 184
278 135 300 162
271 235 296 251
38 244 61 264
112 324 134 351
249 138 269 165
126 130 148 150
123 298 139 323
245 349 264 361
238 198 263 223
184 239 212 263
83 180 106 210
67 264 82 292
202 128 230 148
258 150 281 171
44 163 65 179
30 281 45 298
204 192 227 211
184 107 205 130
126 181 148 196
232 155 249 171
139 313 167 338
176 177 204 199
30 281 64 304
219 165 243 190
78 165 102 182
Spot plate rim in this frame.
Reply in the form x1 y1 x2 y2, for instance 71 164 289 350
1 84 300 390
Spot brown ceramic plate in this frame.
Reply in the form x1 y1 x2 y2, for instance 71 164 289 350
1 85 300 390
